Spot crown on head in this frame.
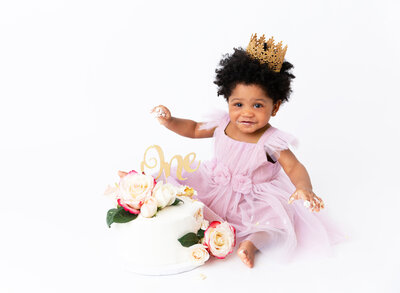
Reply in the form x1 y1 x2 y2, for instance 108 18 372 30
246 34 287 72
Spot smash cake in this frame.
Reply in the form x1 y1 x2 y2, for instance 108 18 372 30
104 150 236 275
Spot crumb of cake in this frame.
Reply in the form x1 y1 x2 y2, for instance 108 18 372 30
182 187 196 198
199 273 207 280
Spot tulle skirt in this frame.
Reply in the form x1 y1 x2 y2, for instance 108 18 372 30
163 163 345 262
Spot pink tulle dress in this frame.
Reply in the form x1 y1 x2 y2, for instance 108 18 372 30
168 112 343 261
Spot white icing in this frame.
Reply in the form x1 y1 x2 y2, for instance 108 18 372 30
113 196 204 267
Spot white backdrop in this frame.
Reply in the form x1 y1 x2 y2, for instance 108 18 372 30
1 0 399 292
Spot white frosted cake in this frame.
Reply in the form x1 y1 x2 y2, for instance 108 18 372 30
113 196 204 271
105 169 235 275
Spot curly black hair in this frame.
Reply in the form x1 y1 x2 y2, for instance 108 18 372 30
214 47 295 104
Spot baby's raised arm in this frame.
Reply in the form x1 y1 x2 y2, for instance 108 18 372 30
151 105 215 139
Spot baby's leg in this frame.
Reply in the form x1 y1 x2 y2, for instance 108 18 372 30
237 232 270 268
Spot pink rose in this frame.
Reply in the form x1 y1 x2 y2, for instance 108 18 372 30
116 170 155 214
203 221 236 259
117 198 140 214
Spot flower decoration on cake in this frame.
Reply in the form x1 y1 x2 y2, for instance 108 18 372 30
104 170 194 227
188 244 210 265
117 170 156 214
105 168 236 266
178 220 236 261
153 181 177 208
203 221 236 259
139 197 158 218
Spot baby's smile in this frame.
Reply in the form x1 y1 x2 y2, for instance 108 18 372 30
237 120 256 126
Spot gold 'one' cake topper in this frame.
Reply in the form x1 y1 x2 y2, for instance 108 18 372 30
140 145 200 181
246 34 287 72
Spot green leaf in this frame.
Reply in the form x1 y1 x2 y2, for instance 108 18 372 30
113 206 138 223
178 232 200 247
106 206 138 227
106 208 119 228
197 229 205 239
171 198 184 206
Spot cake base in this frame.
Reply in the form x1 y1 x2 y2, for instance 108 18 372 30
124 261 202 276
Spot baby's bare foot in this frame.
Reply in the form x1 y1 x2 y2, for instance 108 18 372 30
237 240 257 268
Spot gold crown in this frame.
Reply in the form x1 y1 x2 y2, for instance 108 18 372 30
246 34 287 72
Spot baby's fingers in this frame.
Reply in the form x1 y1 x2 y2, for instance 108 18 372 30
311 195 324 212
317 196 325 209
151 105 169 118
150 105 165 112
311 202 319 212
288 192 300 204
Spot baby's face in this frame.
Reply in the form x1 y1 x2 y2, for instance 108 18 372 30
227 83 276 136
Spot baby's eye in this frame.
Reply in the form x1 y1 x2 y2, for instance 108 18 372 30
254 103 263 108
234 103 242 107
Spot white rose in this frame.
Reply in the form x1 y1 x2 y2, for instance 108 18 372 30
153 181 177 208
188 244 209 265
140 197 158 218
204 221 236 259
201 220 209 230
118 172 155 209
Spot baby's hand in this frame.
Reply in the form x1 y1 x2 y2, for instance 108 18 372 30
288 189 324 212
151 105 172 126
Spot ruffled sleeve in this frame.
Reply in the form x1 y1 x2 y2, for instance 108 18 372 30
198 110 229 131
263 128 299 162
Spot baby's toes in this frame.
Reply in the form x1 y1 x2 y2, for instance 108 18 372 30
237 249 247 260
238 249 254 268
